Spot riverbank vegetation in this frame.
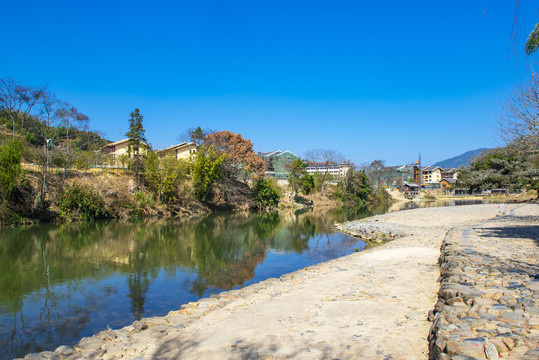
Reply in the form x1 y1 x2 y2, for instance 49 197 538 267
0 78 388 227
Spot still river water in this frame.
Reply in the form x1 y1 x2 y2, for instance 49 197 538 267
0 200 487 359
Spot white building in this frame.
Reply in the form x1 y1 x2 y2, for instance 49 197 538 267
305 162 352 178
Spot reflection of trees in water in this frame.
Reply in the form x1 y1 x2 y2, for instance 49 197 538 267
127 252 150 320
1 232 92 360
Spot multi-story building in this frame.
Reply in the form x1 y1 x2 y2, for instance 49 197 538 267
421 166 444 184
305 162 351 178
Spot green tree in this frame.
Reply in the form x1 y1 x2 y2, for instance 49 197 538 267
144 151 161 198
340 169 372 204
0 139 23 200
301 174 314 195
526 23 539 56
125 108 148 185
144 153 190 204
192 146 226 202
288 158 308 196
254 178 280 209
457 147 531 192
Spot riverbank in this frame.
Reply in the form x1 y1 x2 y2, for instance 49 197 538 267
17 203 538 360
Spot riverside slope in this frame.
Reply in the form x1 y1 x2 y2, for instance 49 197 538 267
19 204 537 360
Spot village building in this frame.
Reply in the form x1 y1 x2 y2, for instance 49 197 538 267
100 138 150 166
421 166 444 184
156 142 197 160
260 150 300 180
403 182 419 196
441 168 459 180
440 178 457 192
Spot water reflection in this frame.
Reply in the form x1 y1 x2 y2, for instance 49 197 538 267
0 206 372 360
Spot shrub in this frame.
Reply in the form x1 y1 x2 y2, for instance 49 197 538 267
58 186 109 221
0 138 23 200
254 178 280 209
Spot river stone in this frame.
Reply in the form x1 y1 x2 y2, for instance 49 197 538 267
446 341 485 358
23 354 45 360
132 320 149 332
484 342 499 360
96 330 117 341
54 345 75 356
438 353 450 360
74 336 105 351
499 311 525 322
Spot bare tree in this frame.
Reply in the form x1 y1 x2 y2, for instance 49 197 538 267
498 72 539 153
303 149 345 196
0 78 45 138
34 91 88 209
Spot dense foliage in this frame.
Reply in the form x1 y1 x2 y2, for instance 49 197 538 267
336 169 372 205
254 178 281 209
288 159 311 195
0 139 22 200
192 146 226 202
144 152 190 204
457 147 535 192
58 186 110 221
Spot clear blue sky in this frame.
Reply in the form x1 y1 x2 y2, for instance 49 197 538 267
2 0 538 166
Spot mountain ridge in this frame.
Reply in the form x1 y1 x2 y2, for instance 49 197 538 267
431 148 488 169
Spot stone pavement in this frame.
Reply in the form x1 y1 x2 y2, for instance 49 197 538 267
428 204 539 360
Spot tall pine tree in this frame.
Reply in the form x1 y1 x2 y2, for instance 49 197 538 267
126 108 147 185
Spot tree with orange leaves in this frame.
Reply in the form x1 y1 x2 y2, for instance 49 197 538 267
205 131 265 179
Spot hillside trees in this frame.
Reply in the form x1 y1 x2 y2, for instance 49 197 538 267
457 147 531 192
0 78 44 138
34 91 90 209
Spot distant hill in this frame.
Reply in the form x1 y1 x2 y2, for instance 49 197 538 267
432 148 488 169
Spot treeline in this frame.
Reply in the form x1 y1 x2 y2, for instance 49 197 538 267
0 78 112 225
456 146 539 195
0 78 380 227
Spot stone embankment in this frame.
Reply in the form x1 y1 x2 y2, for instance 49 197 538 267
16 204 538 360
428 205 539 360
